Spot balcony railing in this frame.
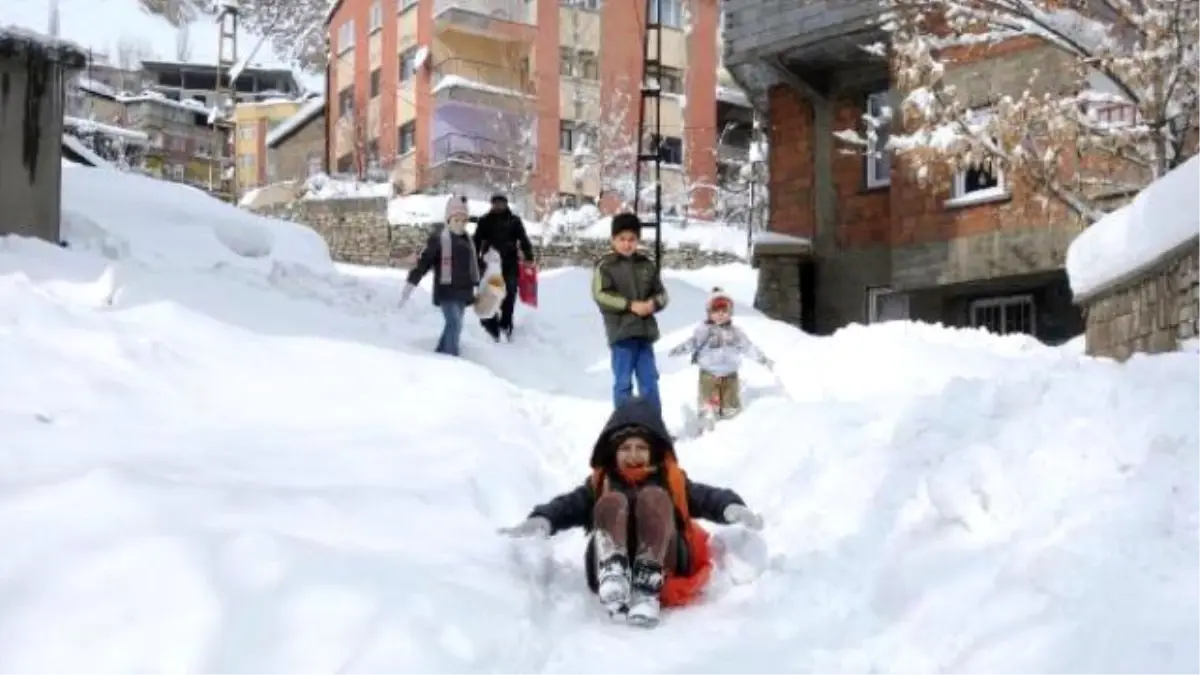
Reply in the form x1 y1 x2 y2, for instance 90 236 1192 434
433 0 533 26
431 58 532 96
431 132 521 170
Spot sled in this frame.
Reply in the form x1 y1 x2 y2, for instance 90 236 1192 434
518 261 538 308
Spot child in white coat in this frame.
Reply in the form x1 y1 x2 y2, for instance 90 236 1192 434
667 288 773 422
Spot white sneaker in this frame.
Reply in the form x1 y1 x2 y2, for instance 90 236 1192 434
626 591 660 627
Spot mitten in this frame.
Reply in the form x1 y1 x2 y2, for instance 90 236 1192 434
723 504 764 531
759 355 775 370
498 516 551 539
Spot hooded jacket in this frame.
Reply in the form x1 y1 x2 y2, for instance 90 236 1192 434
526 397 745 601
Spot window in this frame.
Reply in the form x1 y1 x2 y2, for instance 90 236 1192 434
969 294 1035 336
399 0 417 12
399 48 419 83
336 153 353 173
337 19 355 54
652 134 682 164
560 0 600 8
865 90 891 188
172 164 186 180
559 120 575 152
369 68 382 98
649 0 682 28
239 126 255 140
397 121 415 155
338 85 355 116
369 0 383 32
950 163 1006 203
559 192 579 207
648 64 683 94
239 154 255 169
365 138 379 161
559 48 599 79
866 286 909 323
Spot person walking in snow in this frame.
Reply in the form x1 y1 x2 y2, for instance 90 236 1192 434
667 287 774 422
473 193 535 341
498 396 763 626
399 195 478 357
593 213 669 414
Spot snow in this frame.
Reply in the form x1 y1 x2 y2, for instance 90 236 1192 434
387 193 494 225
63 115 149 143
302 174 392 201
0 22 86 56
61 134 114 169
264 96 326 148
0 167 1196 671
527 209 752 257
1066 156 1200 299
60 164 331 272
4 0 321 93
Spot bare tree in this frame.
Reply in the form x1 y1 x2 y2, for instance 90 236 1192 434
175 22 192 61
235 0 330 74
114 35 154 92
836 0 1199 224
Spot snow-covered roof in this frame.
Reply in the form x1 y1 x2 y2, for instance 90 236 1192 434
61 133 113 168
75 75 117 99
266 96 326 149
64 116 150 143
0 23 87 67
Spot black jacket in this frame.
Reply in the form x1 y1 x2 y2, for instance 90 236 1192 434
406 228 477 306
473 208 534 276
528 398 746 584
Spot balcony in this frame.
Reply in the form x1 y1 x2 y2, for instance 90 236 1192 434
432 0 536 42
431 58 534 111
427 132 522 188
722 0 887 98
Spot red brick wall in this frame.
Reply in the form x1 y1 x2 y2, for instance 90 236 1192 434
832 96 890 248
767 85 814 238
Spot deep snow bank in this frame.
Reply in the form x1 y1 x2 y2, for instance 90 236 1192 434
61 166 332 272
0 221 1195 672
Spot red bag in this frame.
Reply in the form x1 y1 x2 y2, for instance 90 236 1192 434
518 262 538 307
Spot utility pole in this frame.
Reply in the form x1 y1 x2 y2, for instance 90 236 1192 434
212 0 240 203
633 0 664 268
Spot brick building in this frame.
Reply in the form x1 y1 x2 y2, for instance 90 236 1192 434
323 0 751 216
724 0 1085 344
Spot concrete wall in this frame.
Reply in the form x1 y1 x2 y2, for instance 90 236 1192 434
0 33 84 243
1078 238 1199 360
251 198 744 270
723 0 883 64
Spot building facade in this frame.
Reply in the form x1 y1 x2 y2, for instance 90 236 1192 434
234 99 307 190
723 0 1086 344
265 97 328 185
324 0 750 216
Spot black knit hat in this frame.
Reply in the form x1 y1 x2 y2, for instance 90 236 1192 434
611 212 641 237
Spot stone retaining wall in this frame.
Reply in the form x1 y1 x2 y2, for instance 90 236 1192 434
1077 237 1199 360
253 199 743 270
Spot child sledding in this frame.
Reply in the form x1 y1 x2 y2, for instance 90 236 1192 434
667 287 774 427
498 396 763 627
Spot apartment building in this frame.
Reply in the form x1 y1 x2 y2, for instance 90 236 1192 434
724 0 1086 344
324 0 751 216
234 99 307 190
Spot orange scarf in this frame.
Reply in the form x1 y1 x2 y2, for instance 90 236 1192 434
591 456 713 607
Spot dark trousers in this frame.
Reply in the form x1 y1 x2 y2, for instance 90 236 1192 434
610 338 660 413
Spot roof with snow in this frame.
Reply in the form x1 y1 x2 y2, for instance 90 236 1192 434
0 24 87 68
266 96 326 149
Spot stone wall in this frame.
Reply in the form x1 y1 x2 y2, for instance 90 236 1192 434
253 198 744 270
1078 237 1199 360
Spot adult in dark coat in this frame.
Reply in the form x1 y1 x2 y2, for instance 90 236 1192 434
472 193 534 340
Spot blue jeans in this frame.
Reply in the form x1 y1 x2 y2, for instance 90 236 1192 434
610 338 660 413
436 300 467 356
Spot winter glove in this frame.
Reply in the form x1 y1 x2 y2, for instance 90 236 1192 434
398 283 416 308
667 341 690 358
759 355 775 370
723 504 764 531
498 516 551 539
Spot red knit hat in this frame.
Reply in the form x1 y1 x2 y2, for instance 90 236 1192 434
707 287 733 314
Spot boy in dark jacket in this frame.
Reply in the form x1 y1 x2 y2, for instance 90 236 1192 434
400 196 478 357
592 213 669 413
473 194 535 341
499 397 763 626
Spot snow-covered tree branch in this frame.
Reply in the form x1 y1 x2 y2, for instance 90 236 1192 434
837 0 1198 223
233 0 329 73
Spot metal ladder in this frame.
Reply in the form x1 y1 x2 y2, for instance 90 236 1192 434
632 0 664 269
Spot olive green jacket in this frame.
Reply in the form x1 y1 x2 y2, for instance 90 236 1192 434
591 250 669 345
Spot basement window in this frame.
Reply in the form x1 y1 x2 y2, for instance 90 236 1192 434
866 286 909 323
947 163 1007 207
969 294 1036 336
